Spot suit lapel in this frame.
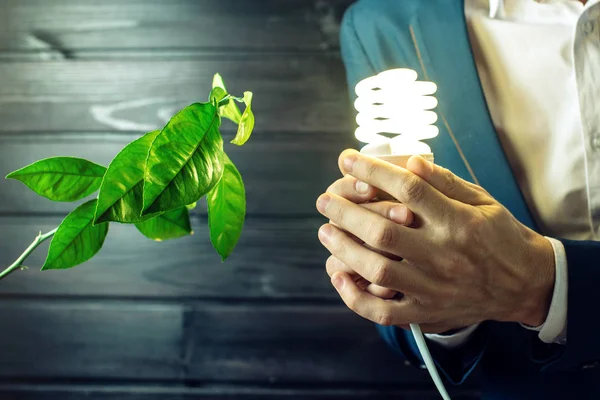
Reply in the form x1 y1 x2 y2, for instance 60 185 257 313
409 0 538 230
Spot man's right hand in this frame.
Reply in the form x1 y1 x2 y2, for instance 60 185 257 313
325 174 415 299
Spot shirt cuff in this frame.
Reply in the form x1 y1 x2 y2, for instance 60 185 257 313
520 237 568 345
424 323 481 349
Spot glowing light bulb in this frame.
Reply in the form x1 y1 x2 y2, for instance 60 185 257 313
354 68 439 159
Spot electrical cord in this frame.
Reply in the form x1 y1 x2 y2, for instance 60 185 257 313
410 323 451 400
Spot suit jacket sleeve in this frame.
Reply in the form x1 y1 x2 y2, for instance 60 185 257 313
534 239 600 372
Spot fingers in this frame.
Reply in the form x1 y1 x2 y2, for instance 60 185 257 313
325 174 415 227
338 150 449 219
330 271 425 326
326 175 394 203
326 254 350 276
361 201 415 226
317 192 420 259
328 200 410 261
326 255 398 299
318 223 430 294
366 284 400 299
326 175 377 203
406 155 494 206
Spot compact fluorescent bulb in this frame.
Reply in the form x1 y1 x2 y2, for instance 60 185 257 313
354 68 450 400
354 68 439 164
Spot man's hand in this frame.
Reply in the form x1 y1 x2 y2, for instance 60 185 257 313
316 149 555 333
325 174 415 300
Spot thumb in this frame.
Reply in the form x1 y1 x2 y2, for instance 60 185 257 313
406 155 492 205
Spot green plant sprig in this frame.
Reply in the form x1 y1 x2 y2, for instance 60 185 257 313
0 73 254 281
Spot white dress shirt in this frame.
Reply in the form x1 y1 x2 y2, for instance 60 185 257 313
425 0 600 348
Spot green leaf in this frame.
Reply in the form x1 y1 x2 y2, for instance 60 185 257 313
6 157 106 202
186 202 197 210
135 207 192 241
212 73 227 91
143 102 224 215
206 153 246 261
209 86 227 104
219 98 243 125
94 130 161 224
212 73 242 124
42 199 109 270
230 91 254 146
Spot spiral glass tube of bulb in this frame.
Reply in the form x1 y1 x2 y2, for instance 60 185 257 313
354 68 439 157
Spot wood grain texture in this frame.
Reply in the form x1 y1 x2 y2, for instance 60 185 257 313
0 0 483 397
0 0 352 55
0 300 428 384
0 132 356 216
0 384 481 400
0 57 353 133
0 216 332 298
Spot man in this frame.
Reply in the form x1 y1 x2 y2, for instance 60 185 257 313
316 0 600 398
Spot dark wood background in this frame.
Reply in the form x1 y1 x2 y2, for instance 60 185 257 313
0 1 480 399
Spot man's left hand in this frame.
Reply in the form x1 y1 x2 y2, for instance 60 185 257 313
316 149 555 333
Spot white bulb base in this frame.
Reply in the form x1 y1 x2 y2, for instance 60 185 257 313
375 153 434 167
359 145 435 168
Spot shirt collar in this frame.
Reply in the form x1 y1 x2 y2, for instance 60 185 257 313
486 0 597 22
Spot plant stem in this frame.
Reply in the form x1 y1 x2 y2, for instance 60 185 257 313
0 228 57 280
217 95 243 107
217 95 232 107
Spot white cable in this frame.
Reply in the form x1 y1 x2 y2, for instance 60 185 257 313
354 69 451 400
411 324 452 400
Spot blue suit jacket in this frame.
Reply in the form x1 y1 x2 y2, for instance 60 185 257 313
339 0 600 398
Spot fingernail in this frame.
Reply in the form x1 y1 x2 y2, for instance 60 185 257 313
418 156 434 176
389 205 408 224
319 224 333 243
355 180 370 195
316 195 330 213
332 274 344 289
343 155 356 172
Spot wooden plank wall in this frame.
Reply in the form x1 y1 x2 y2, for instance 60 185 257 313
0 1 481 399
